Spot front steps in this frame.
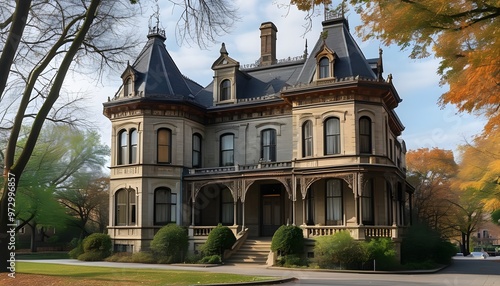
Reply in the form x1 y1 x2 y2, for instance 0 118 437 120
226 238 272 264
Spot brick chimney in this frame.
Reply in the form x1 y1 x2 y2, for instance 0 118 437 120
259 22 277 66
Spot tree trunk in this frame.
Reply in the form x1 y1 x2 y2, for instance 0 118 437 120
29 223 37 253
0 0 101 272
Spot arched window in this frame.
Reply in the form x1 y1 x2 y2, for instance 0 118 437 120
261 129 276 162
192 133 202 168
220 133 234 166
220 79 231 101
221 188 234 225
154 188 177 225
115 188 136 226
326 179 343 225
319 57 329 79
129 129 138 164
359 116 372 154
302 121 313 157
157 128 172 163
324 117 340 155
118 130 128 165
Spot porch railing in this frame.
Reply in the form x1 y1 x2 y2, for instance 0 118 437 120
188 225 240 237
301 225 400 240
188 161 292 175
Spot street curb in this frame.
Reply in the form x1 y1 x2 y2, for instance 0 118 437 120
190 277 297 286
266 264 449 275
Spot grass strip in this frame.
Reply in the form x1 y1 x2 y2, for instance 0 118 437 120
17 261 274 285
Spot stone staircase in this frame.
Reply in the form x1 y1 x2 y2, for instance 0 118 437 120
226 238 272 264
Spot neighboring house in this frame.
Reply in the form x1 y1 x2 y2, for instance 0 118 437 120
103 12 414 256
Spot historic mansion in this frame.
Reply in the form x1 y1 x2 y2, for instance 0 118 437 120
103 12 413 260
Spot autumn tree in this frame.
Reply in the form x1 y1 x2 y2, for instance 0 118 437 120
345 0 500 131
456 127 500 212
443 189 486 255
0 0 240 272
290 1 499 130
406 148 458 230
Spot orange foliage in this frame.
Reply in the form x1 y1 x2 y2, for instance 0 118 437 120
348 0 500 131
457 127 500 211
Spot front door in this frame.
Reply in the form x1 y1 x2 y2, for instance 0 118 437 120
261 185 282 236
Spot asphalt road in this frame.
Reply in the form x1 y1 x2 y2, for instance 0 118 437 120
284 257 500 286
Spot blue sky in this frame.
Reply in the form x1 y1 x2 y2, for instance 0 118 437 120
76 0 485 157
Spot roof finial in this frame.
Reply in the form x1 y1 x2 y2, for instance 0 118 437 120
148 0 166 40
220 42 228 55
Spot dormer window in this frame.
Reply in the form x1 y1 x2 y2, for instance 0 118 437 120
220 79 231 101
319 57 330 79
315 42 336 80
124 77 133 97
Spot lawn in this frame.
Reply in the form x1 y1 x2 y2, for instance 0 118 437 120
2 262 275 285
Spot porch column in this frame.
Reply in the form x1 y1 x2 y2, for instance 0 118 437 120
242 202 246 230
302 195 306 225
191 183 195 225
392 195 397 226
292 174 296 225
233 202 237 225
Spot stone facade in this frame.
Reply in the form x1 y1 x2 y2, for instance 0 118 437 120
103 13 413 254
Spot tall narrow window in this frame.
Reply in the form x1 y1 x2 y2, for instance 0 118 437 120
361 179 374 225
324 117 340 155
261 129 276 162
359 116 372 154
221 188 234 225
124 78 133 96
326 180 343 225
115 188 137 226
129 129 138 164
302 121 313 157
129 189 136 224
220 133 234 166
118 130 128 165
306 190 315 225
115 189 127 226
192 133 202 168
157 128 171 163
319 57 329 79
220 79 231 101
154 188 177 225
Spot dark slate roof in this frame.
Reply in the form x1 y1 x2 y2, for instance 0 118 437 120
296 17 377 83
128 31 205 104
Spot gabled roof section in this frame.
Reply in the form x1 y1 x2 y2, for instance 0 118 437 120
296 14 377 84
212 43 239 69
131 30 195 99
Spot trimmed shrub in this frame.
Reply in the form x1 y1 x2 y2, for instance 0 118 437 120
150 224 189 264
401 223 456 265
365 238 398 270
199 254 222 264
68 239 83 259
78 233 112 261
201 224 236 257
271 225 304 256
314 231 367 269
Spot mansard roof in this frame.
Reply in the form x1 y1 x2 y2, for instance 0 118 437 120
296 16 376 83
